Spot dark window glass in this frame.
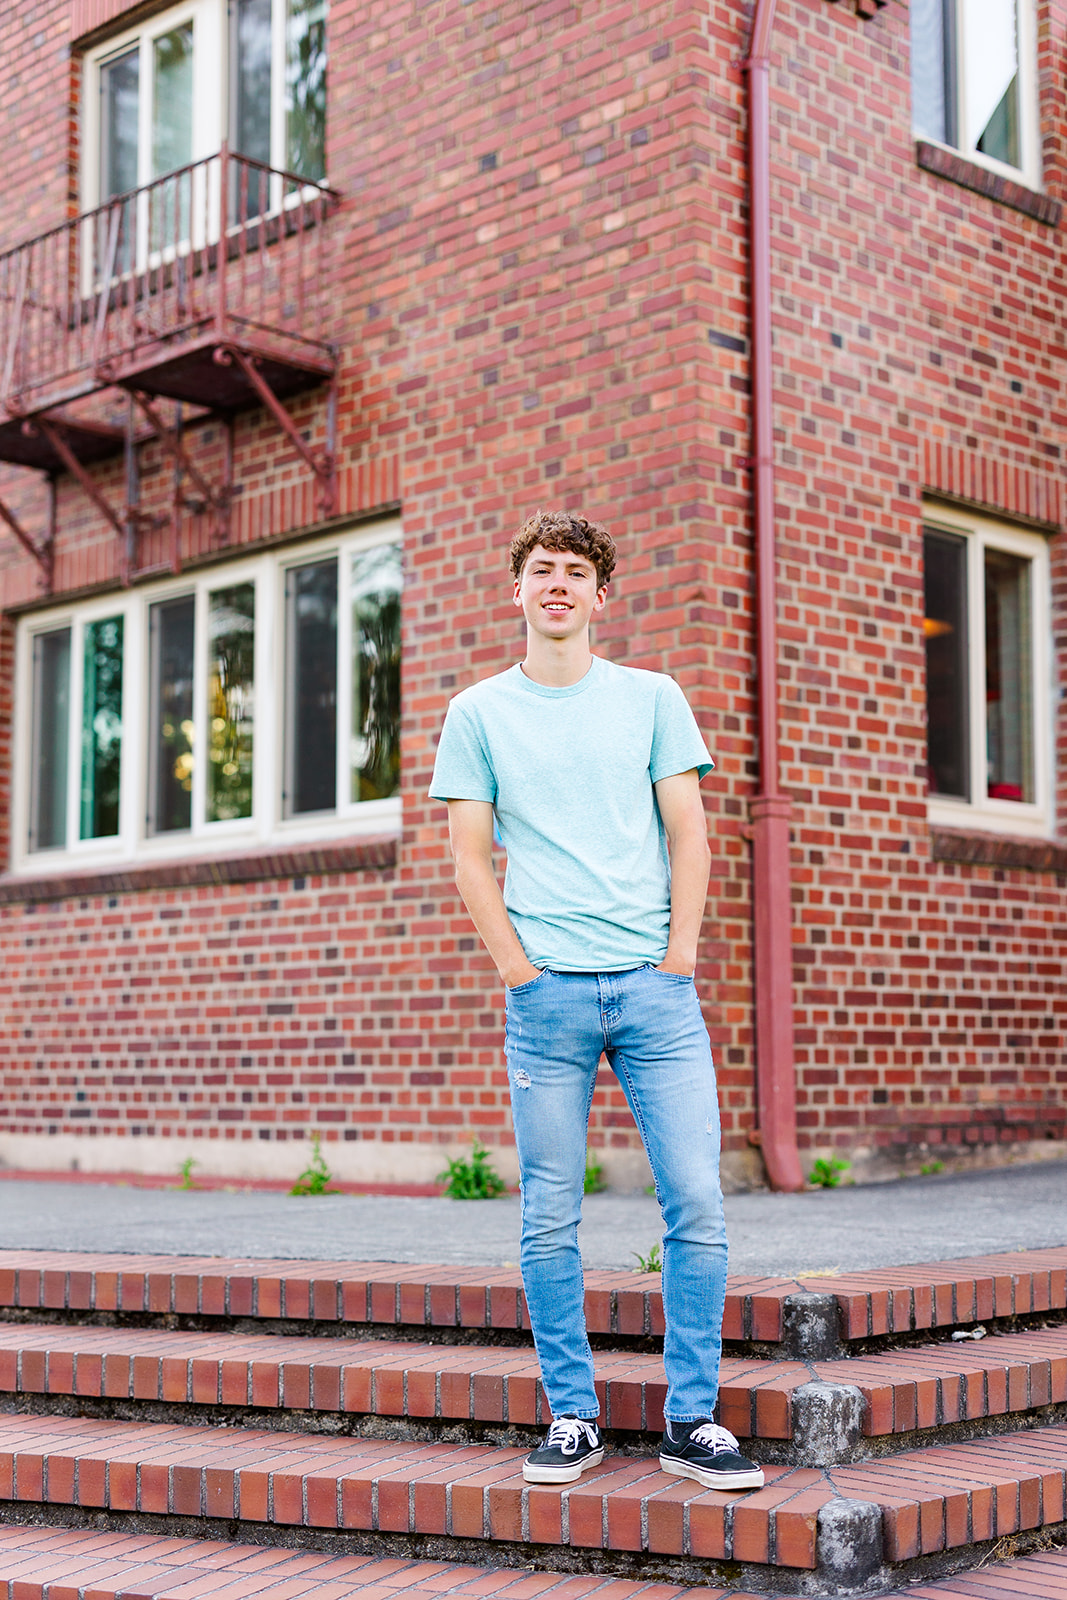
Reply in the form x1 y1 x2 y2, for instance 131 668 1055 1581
984 548 1032 802
351 543 401 803
30 629 71 851
148 596 195 834
80 616 124 840
286 0 326 179
207 583 255 822
234 0 272 217
285 557 338 815
924 530 969 799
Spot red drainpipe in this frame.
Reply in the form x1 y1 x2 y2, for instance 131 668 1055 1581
743 0 806 1191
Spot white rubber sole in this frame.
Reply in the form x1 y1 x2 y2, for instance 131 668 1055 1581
522 1446 605 1484
659 1455 766 1491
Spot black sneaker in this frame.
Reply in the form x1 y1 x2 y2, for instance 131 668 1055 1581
523 1415 605 1484
659 1420 765 1490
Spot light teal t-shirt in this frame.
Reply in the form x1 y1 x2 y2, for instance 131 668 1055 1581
428 656 713 972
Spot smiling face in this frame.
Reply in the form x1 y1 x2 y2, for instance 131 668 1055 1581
513 543 608 642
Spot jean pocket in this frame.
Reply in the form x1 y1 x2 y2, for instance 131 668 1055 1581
506 970 550 996
646 965 694 984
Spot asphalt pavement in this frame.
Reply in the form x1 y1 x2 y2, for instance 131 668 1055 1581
1 1160 1064 1276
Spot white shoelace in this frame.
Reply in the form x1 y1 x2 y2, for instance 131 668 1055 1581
545 1416 599 1456
683 1422 740 1455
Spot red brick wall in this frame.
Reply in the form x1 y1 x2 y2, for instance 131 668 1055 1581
0 0 1065 1187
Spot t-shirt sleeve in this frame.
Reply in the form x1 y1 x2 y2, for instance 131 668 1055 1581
649 677 714 783
428 698 498 802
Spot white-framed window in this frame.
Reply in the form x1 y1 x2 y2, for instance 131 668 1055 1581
910 0 1040 189
13 521 401 874
923 502 1053 837
82 0 327 213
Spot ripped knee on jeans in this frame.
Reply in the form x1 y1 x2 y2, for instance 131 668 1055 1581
512 1068 532 1089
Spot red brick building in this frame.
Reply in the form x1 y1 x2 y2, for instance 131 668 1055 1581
0 0 1064 1191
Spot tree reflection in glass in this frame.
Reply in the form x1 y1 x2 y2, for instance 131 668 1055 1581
207 583 255 821
351 543 400 803
81 616 124 839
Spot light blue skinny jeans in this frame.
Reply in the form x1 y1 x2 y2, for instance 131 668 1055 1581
504 965 728 1424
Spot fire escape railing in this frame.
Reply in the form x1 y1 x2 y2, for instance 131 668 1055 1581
0 146 337 418
0 147 340 590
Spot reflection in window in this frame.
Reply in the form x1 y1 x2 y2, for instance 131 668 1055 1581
30 629 71 852
287 0 327 179
149 596 195 834
151 22 194 249
234 0 272 216
207 584 255 822
985 548 1032 802
81 616 124 840
964 0 1020 168
285 558 337 815
351 543 401 803
924 532 969 799
101 48 140 201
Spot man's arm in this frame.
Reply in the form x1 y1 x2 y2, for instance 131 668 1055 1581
446 798 542 989
654 768 712 976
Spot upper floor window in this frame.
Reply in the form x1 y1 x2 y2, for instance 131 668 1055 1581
14 522 400 874
923 504 1052 837
911 0 1039 187
85 0 326 215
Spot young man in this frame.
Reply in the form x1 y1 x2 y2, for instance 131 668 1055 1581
429 509 763 1492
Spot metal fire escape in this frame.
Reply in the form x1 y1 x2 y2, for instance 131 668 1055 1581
0 146 339 591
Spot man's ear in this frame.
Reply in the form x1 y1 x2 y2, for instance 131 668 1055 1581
594 585 608 611
513 577 523 607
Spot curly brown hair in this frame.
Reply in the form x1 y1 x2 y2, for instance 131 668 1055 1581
509 509 617 589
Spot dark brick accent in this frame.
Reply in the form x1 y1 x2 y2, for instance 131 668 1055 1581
0 836 398 906
915 141 1063 226
931 830 1067 875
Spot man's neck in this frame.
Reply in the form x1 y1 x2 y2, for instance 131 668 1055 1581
520 633 594 688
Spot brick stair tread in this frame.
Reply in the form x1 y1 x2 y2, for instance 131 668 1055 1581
0 1525 736 1599
1 1531 1066 1600
1 1411 1065 1570
3 1245 1066 1343
2 1321 1065 1441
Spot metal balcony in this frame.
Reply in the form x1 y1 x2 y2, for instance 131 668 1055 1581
0 148 339 585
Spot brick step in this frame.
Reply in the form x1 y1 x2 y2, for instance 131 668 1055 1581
1 1527 1066 1600
1 1321 1065 1463
0 1523 733 1600
0 1410 1065 1590
3 1246 1066 1356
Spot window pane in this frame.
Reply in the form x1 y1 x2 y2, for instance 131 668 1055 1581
207 583 255 822
151 22 194 248
285 558 338 816
101 48 139 201
350 543 401 803
924 531 969 800
911 0 954 145
234 0 272 217
148 596 195 834
963 0 1020 167
286 0 327 179
30 629 71 851
80 616 124 840
985 548 1032 802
